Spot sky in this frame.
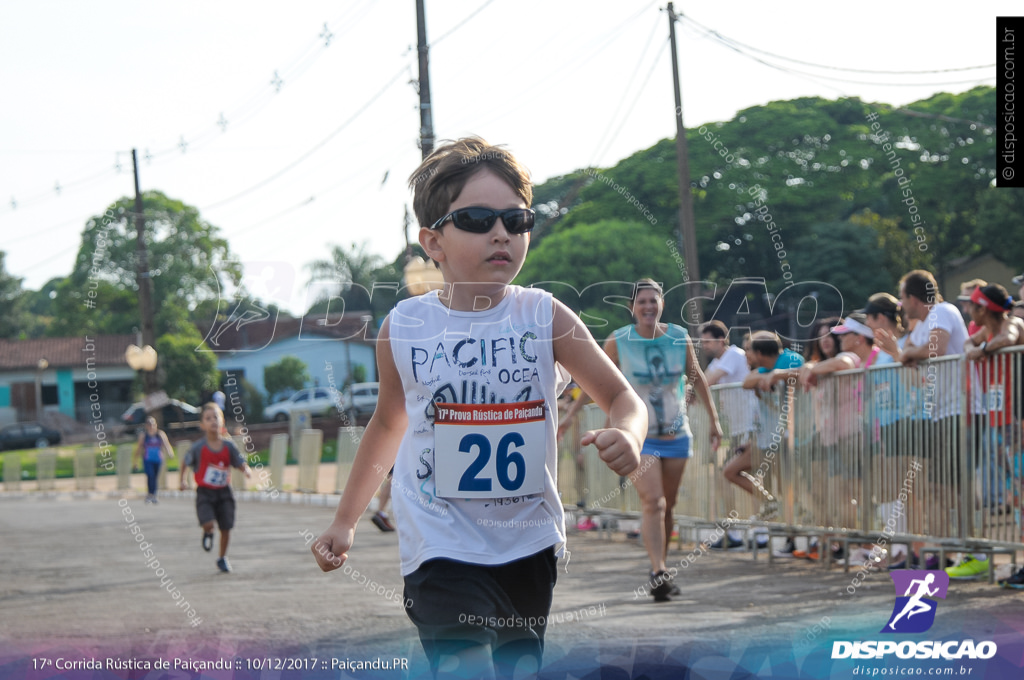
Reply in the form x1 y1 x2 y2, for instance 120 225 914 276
0 1 1009 316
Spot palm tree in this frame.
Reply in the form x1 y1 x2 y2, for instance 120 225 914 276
305 241 392 318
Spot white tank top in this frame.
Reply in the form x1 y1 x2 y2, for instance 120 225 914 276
388 286 568 575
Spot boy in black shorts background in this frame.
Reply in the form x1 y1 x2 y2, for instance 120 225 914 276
180 403 249 573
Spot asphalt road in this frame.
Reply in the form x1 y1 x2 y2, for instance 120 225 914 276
1 491 1022 679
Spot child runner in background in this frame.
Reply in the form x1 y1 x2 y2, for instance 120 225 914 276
180 403 249 573
134 416 174 504
312 137 645 679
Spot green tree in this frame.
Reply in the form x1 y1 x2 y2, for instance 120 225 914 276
516 219 683 331
155 328 219 405
56 191 240 337
977 186 1024 270
48 277 138 337
786 220 895 309
532 88 997 295
0 252 30 339
236 377 266 424
264 356 310 402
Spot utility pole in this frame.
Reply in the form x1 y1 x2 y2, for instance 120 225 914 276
666 2 703 326
416 0 434 159
132 149 158 397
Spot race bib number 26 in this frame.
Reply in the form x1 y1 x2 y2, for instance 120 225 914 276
434 400 547 499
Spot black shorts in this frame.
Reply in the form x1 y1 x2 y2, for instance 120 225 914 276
196 486 236 530
403 546 557 677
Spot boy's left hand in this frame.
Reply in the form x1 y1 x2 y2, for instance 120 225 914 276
580 428 640 476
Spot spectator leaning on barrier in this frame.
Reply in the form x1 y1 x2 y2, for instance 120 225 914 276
802 317 842 364
734 331 804 525
862 293 915 566
897 269 970 370
1013 273 1024 322
700 320 757 445
965 284 1024 361
745 331 804 393
957 279 987 335
956 280 989 479
965 285 1024 525
865 293 907 363
986 281 1024 589
799 313 880 386
897 270 978 578
799 313 881 535
702 321 763 550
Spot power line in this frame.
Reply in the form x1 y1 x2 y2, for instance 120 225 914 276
448 0 658 132
589 12 665 168
430 0 497 47
1 9 365 217
682 14 993 75
202 63 412 212
678 18 845 95
680 14 994 87
223 136 417 241
592 38 670 168
4 216 82 247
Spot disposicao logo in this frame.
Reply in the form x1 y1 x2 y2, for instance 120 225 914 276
831 570 997 660
882 570 948 634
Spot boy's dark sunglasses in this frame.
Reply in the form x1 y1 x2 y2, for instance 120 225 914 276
430 207 535 234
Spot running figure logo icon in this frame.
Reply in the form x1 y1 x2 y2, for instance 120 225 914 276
881 570 949 634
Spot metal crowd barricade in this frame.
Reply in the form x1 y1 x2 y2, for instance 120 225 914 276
36 449 57 491
3 453 21 491
555 347 1024 571
74 448 96 491
966 346 1022 549
116 443 133 490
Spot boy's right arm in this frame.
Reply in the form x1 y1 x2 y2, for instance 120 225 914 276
313 317 408 572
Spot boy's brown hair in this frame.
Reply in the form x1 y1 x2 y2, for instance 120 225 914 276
407 137 532 230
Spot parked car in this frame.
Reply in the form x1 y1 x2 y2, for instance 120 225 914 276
262 387 342 421
0 422 62 450
340 382 379 419
121 399 202 435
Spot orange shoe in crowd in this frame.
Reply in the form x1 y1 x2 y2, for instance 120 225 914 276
792 542 819 560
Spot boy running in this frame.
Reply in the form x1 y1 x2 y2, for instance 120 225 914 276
180 403 249 573
312 137 645 679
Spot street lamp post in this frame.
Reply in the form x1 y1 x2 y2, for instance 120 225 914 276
403 256 444 296
125 344 163 425
35 358 48 421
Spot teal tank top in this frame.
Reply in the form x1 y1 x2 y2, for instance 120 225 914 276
613 323 692 439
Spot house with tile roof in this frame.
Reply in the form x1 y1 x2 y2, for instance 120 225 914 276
0 306 380 428
0 334 136 426
196 308 378 401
